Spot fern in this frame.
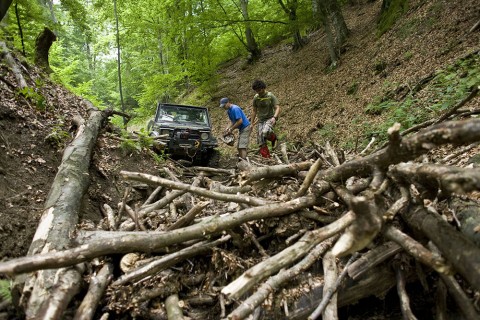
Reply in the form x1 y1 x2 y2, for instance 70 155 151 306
0 279 11 302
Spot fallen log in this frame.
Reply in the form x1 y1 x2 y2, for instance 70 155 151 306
13 104 114 318
401 205 480 291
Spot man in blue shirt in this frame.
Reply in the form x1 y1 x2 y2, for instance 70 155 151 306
219 97 252 160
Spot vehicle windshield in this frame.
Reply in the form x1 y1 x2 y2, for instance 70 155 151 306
157 105 209 125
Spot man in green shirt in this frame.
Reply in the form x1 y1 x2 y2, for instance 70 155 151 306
250 79 280 158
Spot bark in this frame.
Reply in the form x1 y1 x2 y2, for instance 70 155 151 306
401 206 480 291
0 41 27 88
449 198 480 246
0 0 12 21
165 294 184 320
12 105 112 318
34 27 57 73
73 263 114 320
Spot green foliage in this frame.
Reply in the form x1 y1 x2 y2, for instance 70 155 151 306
362 53 480 143
0 279 11 302
317 123 338 143
17 87 46 110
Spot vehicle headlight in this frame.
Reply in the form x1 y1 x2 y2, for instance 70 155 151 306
160 129 170 136
200 132 209 140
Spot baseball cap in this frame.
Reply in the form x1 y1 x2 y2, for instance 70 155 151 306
219 97 229 107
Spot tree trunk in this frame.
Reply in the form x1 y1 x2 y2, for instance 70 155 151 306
0 0 12 22
12 105 112 319
34 27 57 73
240 0 261 62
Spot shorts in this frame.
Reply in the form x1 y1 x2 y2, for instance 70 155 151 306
238 125 251 149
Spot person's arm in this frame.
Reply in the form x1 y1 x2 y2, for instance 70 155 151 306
227 118 243 134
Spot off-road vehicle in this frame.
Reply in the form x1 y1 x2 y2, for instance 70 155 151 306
148 103 219 166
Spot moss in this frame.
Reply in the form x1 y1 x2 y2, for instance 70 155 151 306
377 0 409 36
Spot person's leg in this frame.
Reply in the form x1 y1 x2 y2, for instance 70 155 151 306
238 126 251 159
257 122 270 158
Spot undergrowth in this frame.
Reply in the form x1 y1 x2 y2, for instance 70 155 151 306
361 53 480 144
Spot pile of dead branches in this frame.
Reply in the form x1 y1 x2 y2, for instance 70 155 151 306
0 72 479 318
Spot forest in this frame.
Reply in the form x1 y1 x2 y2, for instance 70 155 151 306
1 0 480 319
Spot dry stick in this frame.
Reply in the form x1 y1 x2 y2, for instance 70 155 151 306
124 204 147 231
221 211 355 301
240 161 313 185
140 189 187 217
325 141 341 166
101 204 116 230
167 201 210 231
121 171 272 207
143 186 163 206
296 158 323 197
112 235 231 286
204 177 252 194
318 118 480 183
0 194 323 276
440 142 480 164
241 224 269 257
320 251 338 320
383 184 409 221
428 243 480 320
308 253 359 320
434 86 479 124
73 263 113 320
165 294 184 320
383 226 453 275
393 258 418 320
347 241 403 280
227 237 336 320
280 142 290 164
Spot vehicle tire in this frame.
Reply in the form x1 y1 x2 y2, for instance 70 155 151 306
205 149 220 167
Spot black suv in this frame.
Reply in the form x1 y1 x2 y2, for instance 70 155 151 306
148 103 219 166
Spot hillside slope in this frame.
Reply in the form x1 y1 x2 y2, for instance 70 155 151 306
208 0 479 152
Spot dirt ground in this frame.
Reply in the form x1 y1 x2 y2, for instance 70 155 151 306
0 0 479 318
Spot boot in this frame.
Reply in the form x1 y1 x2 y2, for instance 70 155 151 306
259 145 271 158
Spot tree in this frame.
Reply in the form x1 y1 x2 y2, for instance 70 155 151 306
315 0 349 66
34 27 57 73
240 0 261 62
0 0 13 22
113 0 126 124
277 0 307 50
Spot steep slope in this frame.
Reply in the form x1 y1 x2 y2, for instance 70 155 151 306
209 0 479 152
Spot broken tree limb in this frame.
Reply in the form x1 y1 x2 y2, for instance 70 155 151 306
316 119 480 183
226 237 336 320
221 211 355 301
448 197 480 246
239 161 313 185
389 163 480 195
165 294 184 320
383 225 453 275
347 241 402 280
393 257 418 320
73 262 113 320
428 243 480 320
0 41 27 89
308 253 359 320
295 158 323 197
167 201 210 231
13 105 113 318
0 195 323 276
121 171 272 207
401 205 480 291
